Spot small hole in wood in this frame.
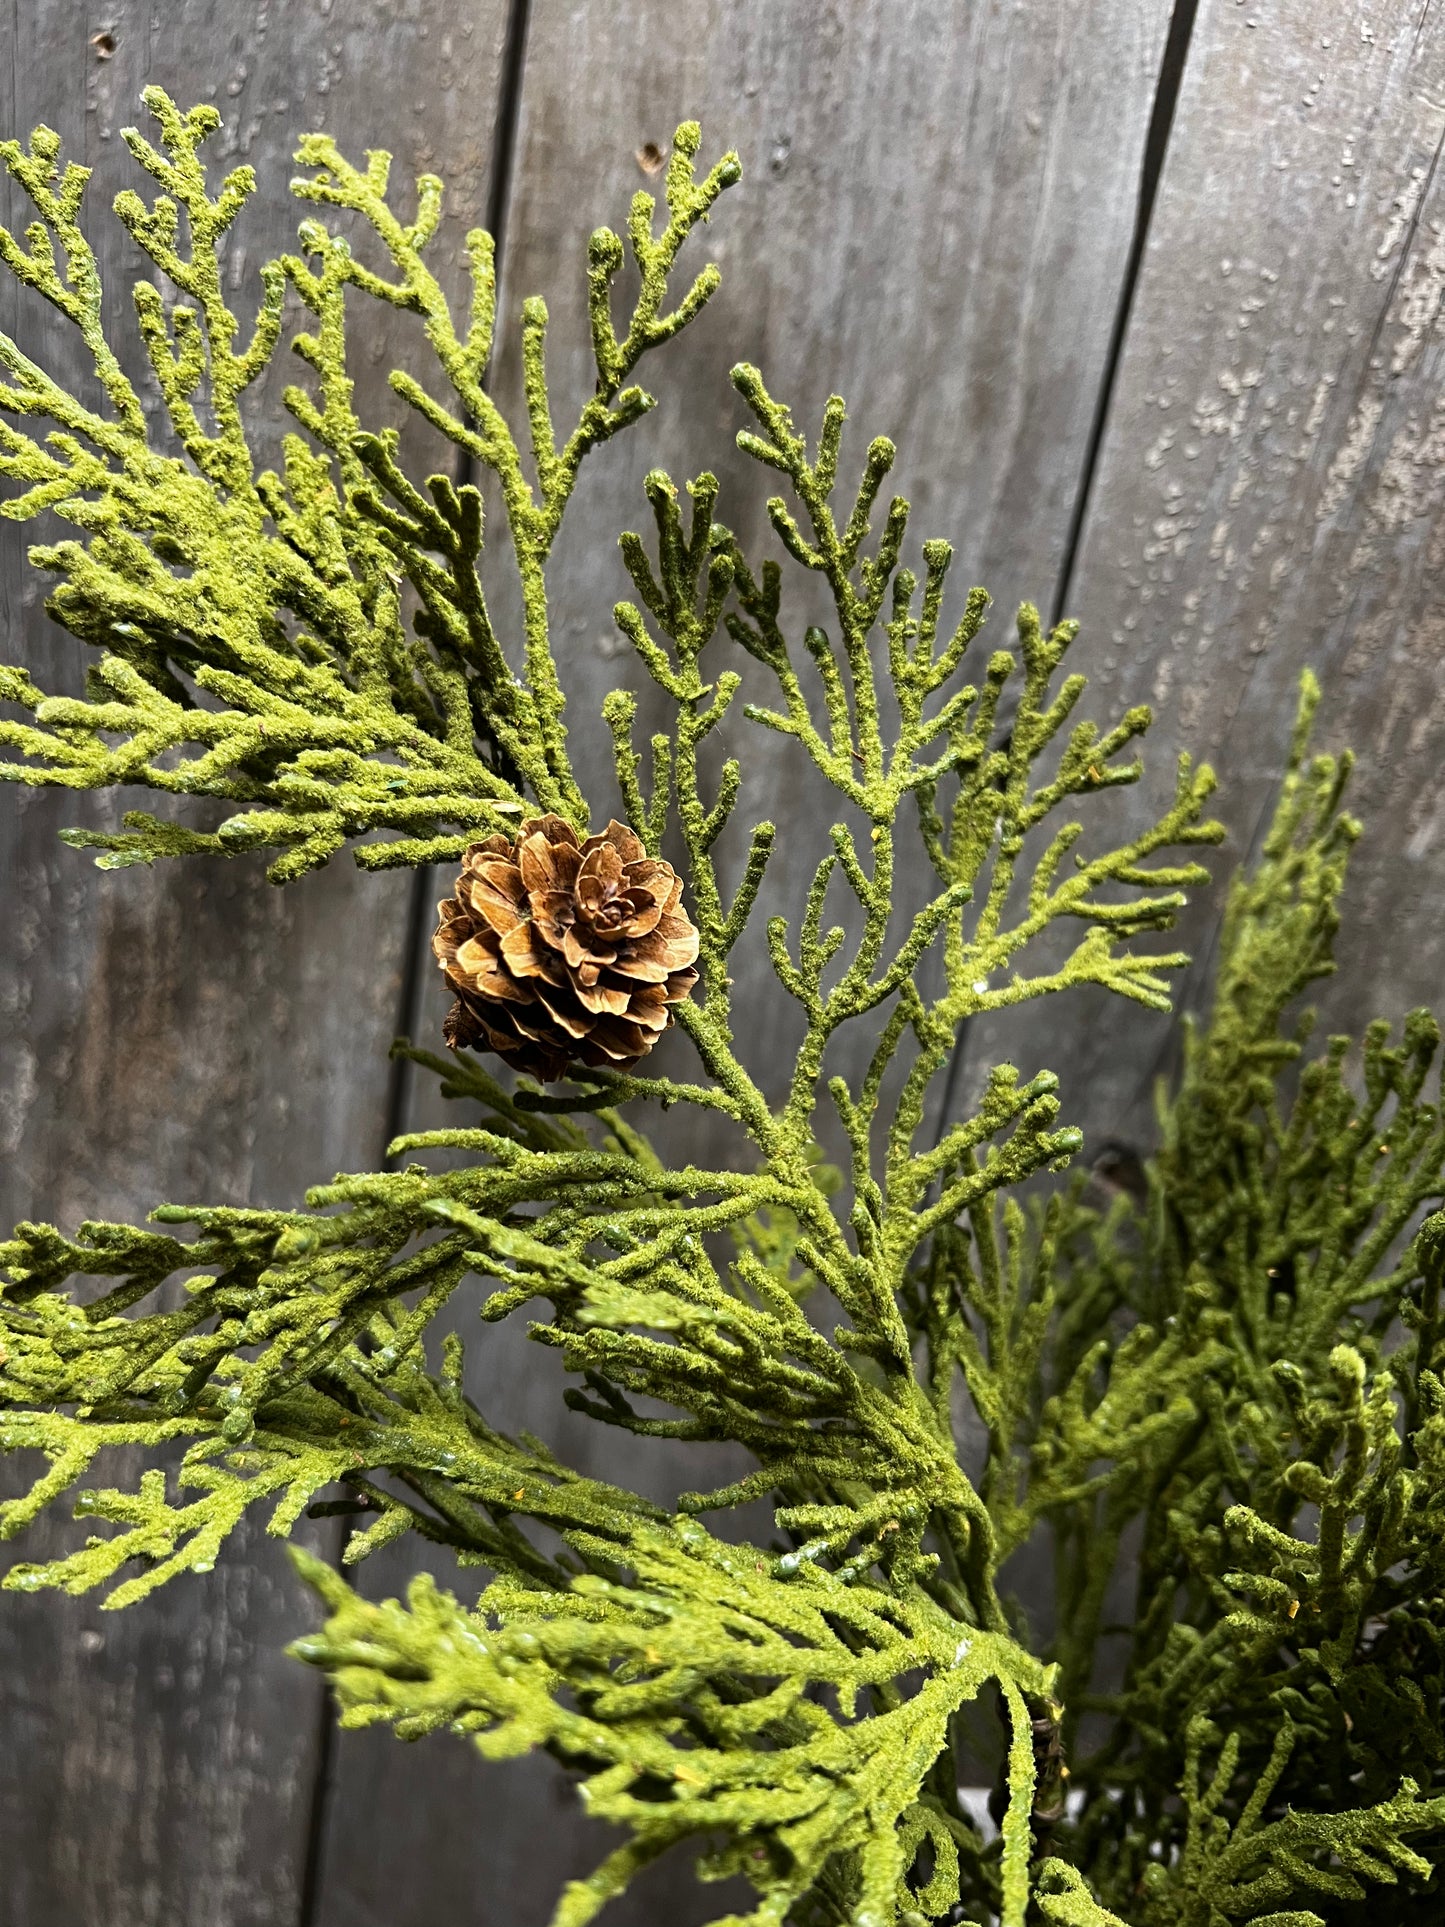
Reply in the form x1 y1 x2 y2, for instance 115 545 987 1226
636 141 665 177
91 30 117 57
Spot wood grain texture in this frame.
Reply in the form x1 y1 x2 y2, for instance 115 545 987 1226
309 5 1172 1925
0 5 508 1922
973 0 1445 1154
23 4 1444 1922
457 0 1175 1165
392 0 1177 1181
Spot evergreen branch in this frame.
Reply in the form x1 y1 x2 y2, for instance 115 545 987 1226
288 1523 1052 1927
0 95 740 864
6 91 1443 1927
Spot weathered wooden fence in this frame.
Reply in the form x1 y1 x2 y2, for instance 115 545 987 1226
2 1 1443 1921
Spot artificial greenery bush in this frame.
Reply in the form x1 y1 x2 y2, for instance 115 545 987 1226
3 92 1444 1927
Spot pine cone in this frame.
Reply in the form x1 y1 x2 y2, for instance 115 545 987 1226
433 816 701 1082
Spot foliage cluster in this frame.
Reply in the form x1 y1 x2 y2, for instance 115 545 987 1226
3 93 1444 1927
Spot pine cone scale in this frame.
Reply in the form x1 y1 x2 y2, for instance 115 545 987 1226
470 870 528 932
434 817 700 1081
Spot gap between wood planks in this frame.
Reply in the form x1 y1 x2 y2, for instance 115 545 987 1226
1120 47 1445 1133
293 1 537 1920
928 0 1203 1155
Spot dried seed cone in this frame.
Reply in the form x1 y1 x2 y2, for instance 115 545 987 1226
433 816 701 1081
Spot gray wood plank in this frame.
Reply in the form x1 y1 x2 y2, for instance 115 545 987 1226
463 0 1176 1170
979 0 1445 1155
0 4 509 1922
311 7 1174 1926
394 0 1179 1172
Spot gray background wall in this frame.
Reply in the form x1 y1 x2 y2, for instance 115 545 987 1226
2 1 1443 1922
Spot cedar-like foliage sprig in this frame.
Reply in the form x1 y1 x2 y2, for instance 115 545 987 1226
4 89 1444 1927
1006 685 1445 1923
0 89 737 873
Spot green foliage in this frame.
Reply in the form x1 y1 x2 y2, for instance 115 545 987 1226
0 90 736 874
1014 695 1445 1923
3 89 1444 1927
289 1535 1052 1927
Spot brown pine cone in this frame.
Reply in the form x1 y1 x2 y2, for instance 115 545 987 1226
433 815 701 1082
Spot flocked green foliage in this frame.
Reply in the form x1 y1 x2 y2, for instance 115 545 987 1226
3 90 1444 1927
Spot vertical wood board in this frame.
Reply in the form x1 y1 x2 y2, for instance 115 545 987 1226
310 6 1175 1926
974 0 1445 1152
463 0 1176 1163
0 5 509 1922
